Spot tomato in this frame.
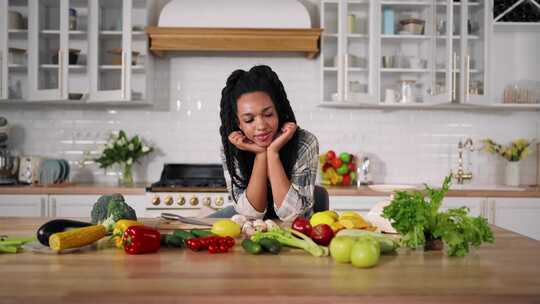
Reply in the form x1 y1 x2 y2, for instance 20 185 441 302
219 245 229 253
224 236 235 248
208 244 219 254
186 239 202 251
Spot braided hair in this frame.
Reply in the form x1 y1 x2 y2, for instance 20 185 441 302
219 65 299 204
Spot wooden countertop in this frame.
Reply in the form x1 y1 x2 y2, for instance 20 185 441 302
326 185 540 198
1 217 539 303
1 184 539 197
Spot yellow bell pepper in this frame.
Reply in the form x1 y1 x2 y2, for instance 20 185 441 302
112 219 142 248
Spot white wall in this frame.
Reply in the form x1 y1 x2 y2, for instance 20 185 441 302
2 1 539 187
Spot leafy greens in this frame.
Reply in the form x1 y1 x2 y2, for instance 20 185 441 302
382 175 494 256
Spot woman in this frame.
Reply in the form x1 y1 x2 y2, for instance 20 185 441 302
208 65 319 221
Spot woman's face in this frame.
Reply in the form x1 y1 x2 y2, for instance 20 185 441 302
236 91 279 147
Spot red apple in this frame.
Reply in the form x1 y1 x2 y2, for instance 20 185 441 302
326 150 336 161
291 217 312 237
310 224 335 246
331 158 343 169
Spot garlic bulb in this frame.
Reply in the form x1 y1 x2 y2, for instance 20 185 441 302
252 219 267 232
264 219 278 230
231 214 248 227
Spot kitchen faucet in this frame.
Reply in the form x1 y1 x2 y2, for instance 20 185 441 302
453 138 473 184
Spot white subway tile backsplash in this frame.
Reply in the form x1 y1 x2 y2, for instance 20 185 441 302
3 55 539 186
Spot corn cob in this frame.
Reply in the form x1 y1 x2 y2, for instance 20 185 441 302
49 225 107 251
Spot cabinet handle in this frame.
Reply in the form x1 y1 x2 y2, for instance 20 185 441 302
40 197 47 217
490 200 496 225
343 54 348 101
58 50 63 97
122 51 127 100
0 51 3 98
465 54 470 101
452 52 457 101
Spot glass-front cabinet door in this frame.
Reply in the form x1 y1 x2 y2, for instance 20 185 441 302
28 0 68 100
461 0 490 104
321 0 375 104
0 0 8 100
89 0 132 102
429 0 490 104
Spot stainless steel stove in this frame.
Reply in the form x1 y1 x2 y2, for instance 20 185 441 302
145 164 232 217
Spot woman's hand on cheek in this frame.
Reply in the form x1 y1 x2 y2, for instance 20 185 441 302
267 122 297 154
228 131 266 154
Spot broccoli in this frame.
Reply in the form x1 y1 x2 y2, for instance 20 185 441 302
90 194 137 233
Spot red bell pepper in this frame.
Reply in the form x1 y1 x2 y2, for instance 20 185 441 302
123 225 161 254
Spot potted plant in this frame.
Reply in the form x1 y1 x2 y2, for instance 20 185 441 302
95 130 153 186
481 138 532 186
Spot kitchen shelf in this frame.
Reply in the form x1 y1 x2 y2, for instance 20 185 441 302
494 22 540 32
40 30 61 35
318 102 540 111
8 64 26 71
347 34 369 38
381 68 429 73
0 98 152 107
100 30 146 36
8 29 27 36
381 1 431 6
99 65 145 71
40 64 86 71
381 34 431 40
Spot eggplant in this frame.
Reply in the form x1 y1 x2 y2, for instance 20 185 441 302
37 219 93 247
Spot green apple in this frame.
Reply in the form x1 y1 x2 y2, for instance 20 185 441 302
329 236 356 263
339 152 351 163
350 238 380 268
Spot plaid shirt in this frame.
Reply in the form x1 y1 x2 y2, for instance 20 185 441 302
221 128 319 221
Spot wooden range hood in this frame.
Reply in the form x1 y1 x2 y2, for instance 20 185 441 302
145 27 322 59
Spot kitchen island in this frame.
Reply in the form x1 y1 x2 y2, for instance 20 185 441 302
1 218 540 303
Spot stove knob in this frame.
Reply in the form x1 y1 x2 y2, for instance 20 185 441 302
190 196 199 206
164 196 173 206
177 196 186 206
151 196 161 206
215 196 224 207
202 197 211 206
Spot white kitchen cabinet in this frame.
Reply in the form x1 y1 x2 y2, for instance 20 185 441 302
440 197 485 218
0 195 47 217
0 194 146 218
489 197 540 241
1 0 29 101
320 0 493 107
2 0 158 104
329 195 387 217
320 0 377 104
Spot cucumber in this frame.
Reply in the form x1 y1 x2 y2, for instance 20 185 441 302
164 234 185 248
336 229 399 253
259 237 282 254
190 230 214 238
173 229 195 241
242 239 262 255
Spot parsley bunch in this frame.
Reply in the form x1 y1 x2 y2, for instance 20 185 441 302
382 175 494 257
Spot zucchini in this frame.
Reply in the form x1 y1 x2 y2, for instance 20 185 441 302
241 239 262 255
259 237 282 254
49 225 107 251
37 219 93 247
336 229 399 253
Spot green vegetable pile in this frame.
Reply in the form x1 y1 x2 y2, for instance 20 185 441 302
91 193 137 233
0 236 35 254
382 175 494 257
251 227 329 257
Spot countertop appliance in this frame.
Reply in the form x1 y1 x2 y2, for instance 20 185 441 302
145 163 231 217
0 117 19 185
